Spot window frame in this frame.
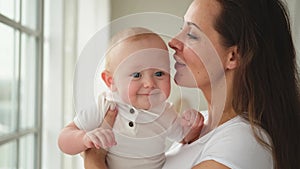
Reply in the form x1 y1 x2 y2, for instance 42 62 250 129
0 0 44 168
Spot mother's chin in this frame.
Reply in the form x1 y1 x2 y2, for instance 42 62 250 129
173 66 198 88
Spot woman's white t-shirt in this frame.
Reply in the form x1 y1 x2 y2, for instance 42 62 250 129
163 115 273 169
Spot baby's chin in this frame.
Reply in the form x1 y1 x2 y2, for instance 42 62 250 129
129 102 152 110
126 92 169 110
131 99 167 110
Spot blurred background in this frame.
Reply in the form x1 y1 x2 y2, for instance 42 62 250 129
0 0 299 169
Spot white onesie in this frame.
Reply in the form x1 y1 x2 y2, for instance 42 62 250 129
74 91 184 169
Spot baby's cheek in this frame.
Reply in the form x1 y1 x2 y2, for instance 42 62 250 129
126 85 138 104
117 88 130 104
162 84 171 98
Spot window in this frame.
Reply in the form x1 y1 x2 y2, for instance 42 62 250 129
0 0 43 168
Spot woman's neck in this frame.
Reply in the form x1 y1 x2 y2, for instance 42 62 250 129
204 70 237 126
219 107 237 125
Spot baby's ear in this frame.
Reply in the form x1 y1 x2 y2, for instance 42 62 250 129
101 70 117 91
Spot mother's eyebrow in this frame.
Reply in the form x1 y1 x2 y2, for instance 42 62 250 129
186 22 203 31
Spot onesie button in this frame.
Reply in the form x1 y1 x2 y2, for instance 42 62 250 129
129 108 135 114
128 121 134 127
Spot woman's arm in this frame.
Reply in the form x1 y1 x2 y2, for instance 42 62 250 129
192 160 230 169
83 148 108 169
83 107 118 169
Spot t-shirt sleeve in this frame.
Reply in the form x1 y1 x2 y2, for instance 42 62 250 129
199 124 272 169
73 104 103 131
73 94 110 131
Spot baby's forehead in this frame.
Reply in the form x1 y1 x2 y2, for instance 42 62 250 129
112 46 170 75
106 31 170 73
121 34 167 48
114 61 171 77
111 35 168 60
126 66 169 72
117 47 170 67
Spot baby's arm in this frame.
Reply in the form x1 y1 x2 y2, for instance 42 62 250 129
181 109 204 144
58 121 116 155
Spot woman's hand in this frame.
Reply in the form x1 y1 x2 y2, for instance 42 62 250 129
82 106 118 169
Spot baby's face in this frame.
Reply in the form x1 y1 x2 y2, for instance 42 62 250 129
120 68 170 110
110 36 170 109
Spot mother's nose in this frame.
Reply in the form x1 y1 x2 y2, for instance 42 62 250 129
168 38 183 51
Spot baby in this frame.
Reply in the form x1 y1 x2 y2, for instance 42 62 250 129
58 27 203 169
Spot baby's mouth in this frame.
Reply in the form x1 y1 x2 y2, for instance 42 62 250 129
138 91 160 96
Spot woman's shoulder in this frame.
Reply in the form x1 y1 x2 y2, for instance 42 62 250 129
208 115 270 143
201 116 266 153
198 116 273 169
214 116 251 135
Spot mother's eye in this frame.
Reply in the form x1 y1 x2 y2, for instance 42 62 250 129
187 33 198 40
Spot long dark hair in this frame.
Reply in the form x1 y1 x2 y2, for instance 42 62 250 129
215 0 300 168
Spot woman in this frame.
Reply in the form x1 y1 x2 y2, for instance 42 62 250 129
85 0 300 168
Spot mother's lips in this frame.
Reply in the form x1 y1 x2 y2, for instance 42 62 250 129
173 54 185 68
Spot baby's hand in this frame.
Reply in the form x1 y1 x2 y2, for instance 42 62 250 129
83 128 117 149
181 109 204 144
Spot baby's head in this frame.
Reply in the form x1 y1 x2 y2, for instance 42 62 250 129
101 27 170 110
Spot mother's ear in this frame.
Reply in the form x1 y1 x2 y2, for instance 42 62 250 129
101 70 117 91
225 46 239 70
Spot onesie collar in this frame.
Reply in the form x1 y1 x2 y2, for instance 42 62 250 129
105 91 167 123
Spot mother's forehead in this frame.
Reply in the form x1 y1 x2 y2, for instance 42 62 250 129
184 0 221 28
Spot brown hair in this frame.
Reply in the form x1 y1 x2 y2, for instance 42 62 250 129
215 0 300 168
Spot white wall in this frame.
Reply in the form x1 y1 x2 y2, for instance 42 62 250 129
110 0 193 19
43 0 64 168
77 0 110 55
287 0 300 66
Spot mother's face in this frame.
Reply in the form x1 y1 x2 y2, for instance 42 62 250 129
169 0 229 91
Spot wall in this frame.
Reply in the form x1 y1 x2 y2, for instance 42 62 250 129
287 0 300 66
111 0 193 19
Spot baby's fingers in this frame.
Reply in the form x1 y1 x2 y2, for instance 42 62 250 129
85 128 116 149
98 129 117 148
190 112 204 129
182 109 198 126
84 133 100 149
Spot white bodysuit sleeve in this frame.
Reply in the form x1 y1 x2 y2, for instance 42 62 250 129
73 93 110 131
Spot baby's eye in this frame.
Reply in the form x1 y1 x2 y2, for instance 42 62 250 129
131 72 142 78
154 71 165 77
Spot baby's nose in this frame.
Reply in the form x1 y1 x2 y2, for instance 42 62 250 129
143 77 155 88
